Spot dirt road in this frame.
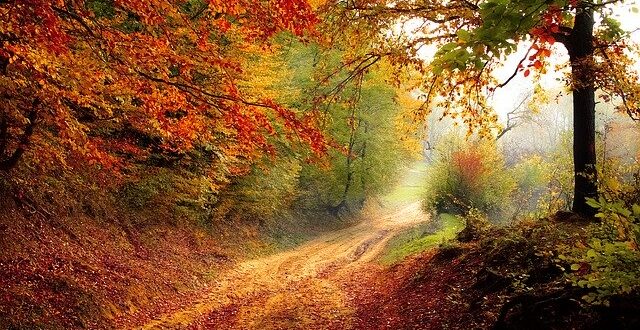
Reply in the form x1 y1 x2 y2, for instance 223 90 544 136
138 202 428 329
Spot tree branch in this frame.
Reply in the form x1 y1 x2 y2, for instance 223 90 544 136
135 69 277 110
51 5 97 39
598 49 640 121
496 42 536 88
551 26 573 46
496 91 532 140
0 101 39 171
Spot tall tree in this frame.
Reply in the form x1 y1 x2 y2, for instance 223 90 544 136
564 3 598 215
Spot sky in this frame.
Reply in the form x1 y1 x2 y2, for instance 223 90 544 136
408 1 640 122
491 1 640 119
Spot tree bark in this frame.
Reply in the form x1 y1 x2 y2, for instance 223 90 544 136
360 121 368 194
567 4 598 216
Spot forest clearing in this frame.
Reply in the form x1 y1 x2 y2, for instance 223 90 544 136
2 0 640 329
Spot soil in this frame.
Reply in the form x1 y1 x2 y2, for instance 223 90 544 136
136 202 429 329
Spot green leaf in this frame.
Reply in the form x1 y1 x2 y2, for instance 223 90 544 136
457 29 471 42
603 243 617 255
571 263 581 271
632 204 640 217
586 198 600 209
440 42 458 52
582 294 595 303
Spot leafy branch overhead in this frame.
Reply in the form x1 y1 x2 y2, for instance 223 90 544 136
0 0 326 175
427 0 639 120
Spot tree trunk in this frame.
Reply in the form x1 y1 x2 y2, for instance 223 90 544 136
568 4 598 216
0 106 38 172
338 111 358 209
360 122 368 194
359 121 368 207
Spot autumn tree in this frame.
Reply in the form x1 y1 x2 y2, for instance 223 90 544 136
0 0 325 186
277 40 415 212
320 0 640 216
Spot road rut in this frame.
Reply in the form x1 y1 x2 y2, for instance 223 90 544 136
138 202 428 329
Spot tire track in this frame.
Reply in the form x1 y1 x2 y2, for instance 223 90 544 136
137 202 428 329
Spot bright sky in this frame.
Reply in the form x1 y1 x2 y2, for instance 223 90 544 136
407 1 640 121
491 1 640 119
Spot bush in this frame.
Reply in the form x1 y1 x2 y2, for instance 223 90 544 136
219 156 302 223
559 198 640 305
509 154 571 218
117 168 219 227
422 136 516 219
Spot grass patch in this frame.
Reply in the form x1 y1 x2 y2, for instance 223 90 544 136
383 162 429 205
379 213 465 265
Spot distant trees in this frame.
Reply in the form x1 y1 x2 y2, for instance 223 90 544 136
282 42 416 213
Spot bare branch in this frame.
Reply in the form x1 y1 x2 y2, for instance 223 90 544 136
496 42 536 88
496 91 532 140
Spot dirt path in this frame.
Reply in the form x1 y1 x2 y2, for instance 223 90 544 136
137 202 428 329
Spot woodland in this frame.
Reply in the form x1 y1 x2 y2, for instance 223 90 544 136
1 0 640 329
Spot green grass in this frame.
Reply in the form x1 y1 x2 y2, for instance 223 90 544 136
378 213 465 265
383 162 429 205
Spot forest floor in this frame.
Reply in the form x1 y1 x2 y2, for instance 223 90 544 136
8 162 632 329
135 202 429 329
5 191 638 329
133 206 640 330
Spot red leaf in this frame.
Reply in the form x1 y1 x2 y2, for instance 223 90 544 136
533 60 543 69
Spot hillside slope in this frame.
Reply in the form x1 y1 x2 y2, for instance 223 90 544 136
347 217 640 329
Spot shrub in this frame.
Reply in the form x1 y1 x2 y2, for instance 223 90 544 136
422 136 516 219
220 156 302 223
559 198 640 305
117 168 220 227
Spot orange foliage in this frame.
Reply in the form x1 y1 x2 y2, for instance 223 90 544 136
451 149 487 195
0 0 324 175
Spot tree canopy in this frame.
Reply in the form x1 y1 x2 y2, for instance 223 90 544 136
0 0 325 179
3 0 640 215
